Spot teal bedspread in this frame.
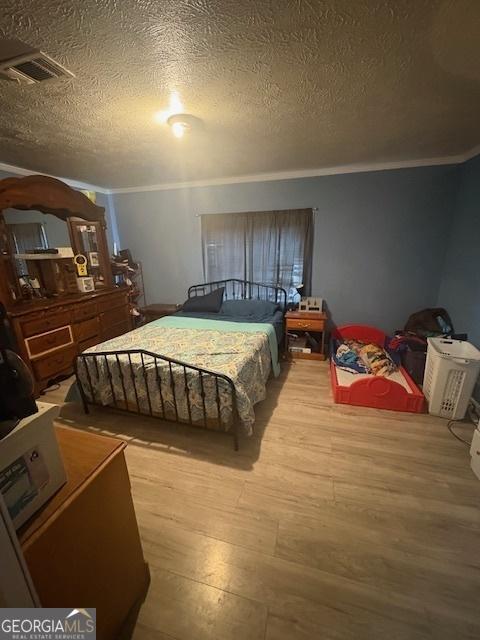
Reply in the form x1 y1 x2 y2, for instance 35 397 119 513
153 316 280 376
78 314 280 435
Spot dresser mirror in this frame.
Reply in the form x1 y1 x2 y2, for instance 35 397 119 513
4 210 71 286
0 174 112 307
68 218 111 289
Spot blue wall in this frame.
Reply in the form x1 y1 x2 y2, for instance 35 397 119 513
113 165 460 332
437 154 480 345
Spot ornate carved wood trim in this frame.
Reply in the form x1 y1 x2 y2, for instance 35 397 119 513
0 175 105 221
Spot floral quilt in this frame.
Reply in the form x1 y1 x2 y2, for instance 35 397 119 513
76 319 275 435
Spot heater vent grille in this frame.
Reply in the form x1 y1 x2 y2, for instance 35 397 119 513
0 51 74 84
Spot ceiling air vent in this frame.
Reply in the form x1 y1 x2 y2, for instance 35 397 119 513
0 51 74 84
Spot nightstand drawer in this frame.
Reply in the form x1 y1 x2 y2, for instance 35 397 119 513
287 318 325 332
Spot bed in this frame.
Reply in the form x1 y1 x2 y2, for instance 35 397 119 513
330 324 425 413
75 279 287 449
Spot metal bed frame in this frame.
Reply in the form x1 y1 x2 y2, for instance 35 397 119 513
75 279 287 450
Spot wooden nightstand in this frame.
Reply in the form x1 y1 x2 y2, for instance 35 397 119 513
285 310 327 360
140 303 181 323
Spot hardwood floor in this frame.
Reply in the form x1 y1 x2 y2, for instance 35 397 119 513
45 360 480 640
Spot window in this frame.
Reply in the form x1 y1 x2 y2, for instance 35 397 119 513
201 209 313 301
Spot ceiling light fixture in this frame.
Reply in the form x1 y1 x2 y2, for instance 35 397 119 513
154 91 184 124
167 113 202 139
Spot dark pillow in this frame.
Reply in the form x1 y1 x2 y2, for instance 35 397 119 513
221 299 280 318
181 287 225 313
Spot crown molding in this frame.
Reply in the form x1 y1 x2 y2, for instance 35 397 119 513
0 161 109 194
109 147 480 194
1 144 479 196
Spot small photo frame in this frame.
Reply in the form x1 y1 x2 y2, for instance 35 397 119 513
88 251 99 267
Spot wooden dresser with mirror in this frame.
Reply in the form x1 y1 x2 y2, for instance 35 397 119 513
0 174 132 394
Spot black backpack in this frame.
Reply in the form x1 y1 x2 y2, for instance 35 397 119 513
404 308 453 337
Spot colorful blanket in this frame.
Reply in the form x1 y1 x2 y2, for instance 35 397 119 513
77 316 280 435
333 339 397 377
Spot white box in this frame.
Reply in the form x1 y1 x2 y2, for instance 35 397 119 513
0 402 67 529
56 247 74 258
470 428 480 481
298 296 324 312
77 276 95 293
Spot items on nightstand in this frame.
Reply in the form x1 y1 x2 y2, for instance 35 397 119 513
298 296 324 313
285 310 327 360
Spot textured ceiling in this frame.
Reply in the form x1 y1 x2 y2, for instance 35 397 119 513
0 0 479 189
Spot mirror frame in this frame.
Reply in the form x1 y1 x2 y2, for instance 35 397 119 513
0 175 112 306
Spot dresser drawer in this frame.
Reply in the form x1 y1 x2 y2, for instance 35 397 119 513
78 335 101 353
73 302 98 322
287 318 325 332
21 311 71 338
102 320 131 342
98 292 127 313
100 307 130 330
26 326 73 359
33 345 76 381
74 317 100 342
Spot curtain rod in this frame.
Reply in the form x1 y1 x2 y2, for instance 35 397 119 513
195 207 318 217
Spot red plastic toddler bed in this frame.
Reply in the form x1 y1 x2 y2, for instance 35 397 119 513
330 324 425 413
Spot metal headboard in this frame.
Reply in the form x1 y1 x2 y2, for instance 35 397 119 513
187 279 287 309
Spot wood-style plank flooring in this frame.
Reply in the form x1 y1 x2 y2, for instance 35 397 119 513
46 360 480 640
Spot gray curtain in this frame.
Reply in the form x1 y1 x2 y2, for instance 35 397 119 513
201 208 313 300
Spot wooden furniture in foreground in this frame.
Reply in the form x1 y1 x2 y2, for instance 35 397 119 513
285 310 327 360
140 303 181 323
18 426 149 640
9 288 131 393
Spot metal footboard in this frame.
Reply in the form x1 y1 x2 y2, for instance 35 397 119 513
74 349 241 450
